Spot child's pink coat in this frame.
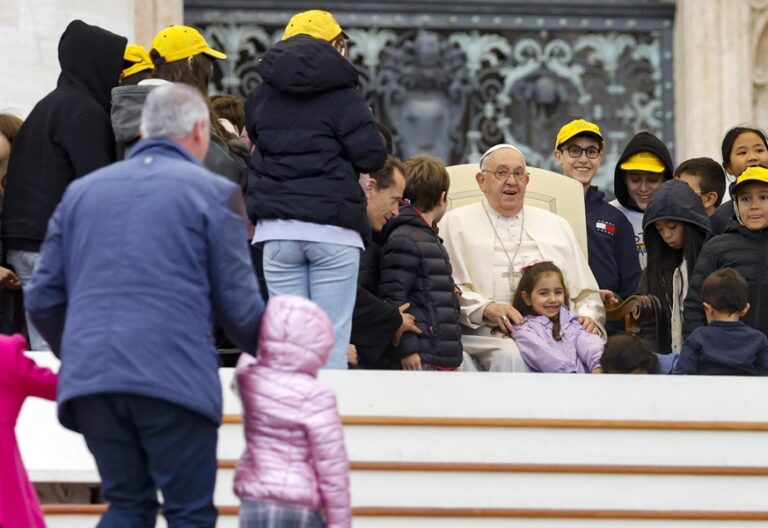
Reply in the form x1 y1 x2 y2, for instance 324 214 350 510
0 333 58 528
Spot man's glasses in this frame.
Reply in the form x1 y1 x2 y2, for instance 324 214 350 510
481 168 529 181
559 145 601 159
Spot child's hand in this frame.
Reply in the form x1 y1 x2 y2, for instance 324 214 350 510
578 316 598 334
347 344 358 366
401 353 422 371
592 367 604 374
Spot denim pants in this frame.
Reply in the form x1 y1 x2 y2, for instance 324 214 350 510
69 393 218 528
6 249 50 351
262 240 360 369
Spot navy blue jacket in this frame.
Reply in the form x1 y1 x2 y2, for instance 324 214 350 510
585 186 640 299
675 321 768 375
378 205 462 369
245 35 387 231
25 138 265 427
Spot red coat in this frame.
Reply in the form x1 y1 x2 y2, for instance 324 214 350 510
0 334 57 528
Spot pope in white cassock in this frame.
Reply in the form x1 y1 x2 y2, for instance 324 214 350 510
439 144 606 371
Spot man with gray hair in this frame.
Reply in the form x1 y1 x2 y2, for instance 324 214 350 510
25 83 264 526
439 143 605 372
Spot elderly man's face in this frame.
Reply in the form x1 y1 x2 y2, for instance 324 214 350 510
476 148 529 217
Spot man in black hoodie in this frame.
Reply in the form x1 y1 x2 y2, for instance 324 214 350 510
1 20 126 350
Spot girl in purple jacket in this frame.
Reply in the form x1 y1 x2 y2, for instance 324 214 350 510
234 295 351 528
511 261 604 373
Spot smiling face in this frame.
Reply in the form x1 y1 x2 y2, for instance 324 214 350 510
736 181 768 231
726 132 768 177
368 167 406 231
654 219 685 250
553 135 604 190
625 170 664 211
476 148 529 217
522 272 566 319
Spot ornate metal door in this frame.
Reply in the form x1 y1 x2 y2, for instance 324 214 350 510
187 0 675 195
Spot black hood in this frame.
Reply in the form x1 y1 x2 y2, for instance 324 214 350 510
614 131 674 212
380 204 432 240
256 35 359 94
642 179 711 233
57 19 127 113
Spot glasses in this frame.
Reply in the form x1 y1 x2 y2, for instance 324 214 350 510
481 168 529 181
559 145 601 159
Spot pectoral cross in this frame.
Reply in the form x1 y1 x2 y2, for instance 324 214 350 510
502 266 522 291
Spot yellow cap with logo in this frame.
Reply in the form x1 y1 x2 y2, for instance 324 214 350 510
151 25 226 65
282 10 345 42
620 152 665 173
122 44 154 78
555 119 603 149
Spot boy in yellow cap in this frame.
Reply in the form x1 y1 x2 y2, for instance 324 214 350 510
610 131 674 269
553 119 640 302
684 165 768 337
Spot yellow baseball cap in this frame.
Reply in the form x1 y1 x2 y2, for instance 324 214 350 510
555 119 603 149
620 152 665 173
122 44 153 77
151 25 226 65
732 165 768 194
282 10 345 42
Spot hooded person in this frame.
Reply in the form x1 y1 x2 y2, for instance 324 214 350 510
1 19 127 351
610 131 674 270
234 295 351 527
245 10 387 370
110 25 248 191
641 179 711 354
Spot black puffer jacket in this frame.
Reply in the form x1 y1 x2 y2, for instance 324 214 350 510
378 205 462 369
2 20 126 251
245 35 387 231
684 225 768 337
614 131 674 212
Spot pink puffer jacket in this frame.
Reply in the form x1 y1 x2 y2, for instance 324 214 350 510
234 295 351 527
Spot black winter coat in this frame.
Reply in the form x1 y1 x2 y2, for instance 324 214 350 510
2 20 127 251
378 205 462 369
245 35 387 231
683 225 768 337
351 234 402 369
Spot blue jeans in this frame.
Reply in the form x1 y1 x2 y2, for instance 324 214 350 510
69 394 218 528
262 241 360 369
6 249 50 351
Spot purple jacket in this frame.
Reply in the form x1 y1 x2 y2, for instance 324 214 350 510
234 295 351 527
513 306 603 373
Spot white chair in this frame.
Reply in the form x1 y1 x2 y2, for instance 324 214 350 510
445 163 589 258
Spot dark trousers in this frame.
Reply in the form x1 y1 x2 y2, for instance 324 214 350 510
69 393 218 528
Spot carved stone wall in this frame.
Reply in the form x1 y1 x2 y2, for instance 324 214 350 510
752 0 768 132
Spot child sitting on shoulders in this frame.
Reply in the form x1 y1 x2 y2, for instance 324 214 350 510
511 260 603 373
601 334 678 374
676 268 768 376
234 295 350 527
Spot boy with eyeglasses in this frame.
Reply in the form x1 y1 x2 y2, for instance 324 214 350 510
554 119 640 301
